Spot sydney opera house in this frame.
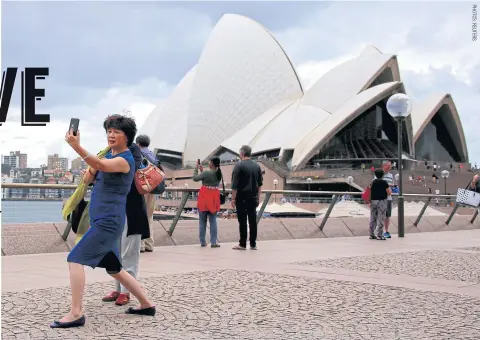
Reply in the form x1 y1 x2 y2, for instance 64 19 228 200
139 14 469 173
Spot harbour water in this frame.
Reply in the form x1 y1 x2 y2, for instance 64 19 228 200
1 200 195 224
2 200 64 224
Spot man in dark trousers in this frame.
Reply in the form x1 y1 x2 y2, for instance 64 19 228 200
231 145 263 250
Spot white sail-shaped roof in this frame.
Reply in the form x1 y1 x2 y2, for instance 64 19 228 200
301 52 400 113
292 81 405 168
183 14 303 163
411 93 468 161
142 65 196 153
251 101 330 154
220 98 300 154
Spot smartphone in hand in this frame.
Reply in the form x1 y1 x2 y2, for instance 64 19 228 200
69 118 80 136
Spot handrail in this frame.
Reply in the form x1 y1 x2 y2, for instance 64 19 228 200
2 182 474 241
0 183 458 198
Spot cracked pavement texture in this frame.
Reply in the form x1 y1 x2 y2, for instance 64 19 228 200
298 250 480 283
2 269 480 340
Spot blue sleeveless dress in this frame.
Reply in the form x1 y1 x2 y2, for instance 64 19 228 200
67 150 135 272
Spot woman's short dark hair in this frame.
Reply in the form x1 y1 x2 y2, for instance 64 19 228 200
135 134 150 148
374 169 384 179
103 114 137 147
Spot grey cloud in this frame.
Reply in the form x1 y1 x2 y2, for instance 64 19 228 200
402 65 479 99
179 1 327 31
2 1 213 88
2 1 326 91
273 2 466 64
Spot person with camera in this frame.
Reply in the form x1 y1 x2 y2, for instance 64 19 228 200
52 114 155 329
231 145 263 250
193 156 222 247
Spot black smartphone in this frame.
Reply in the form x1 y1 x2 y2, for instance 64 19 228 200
69 118 80 136
197 158 201 165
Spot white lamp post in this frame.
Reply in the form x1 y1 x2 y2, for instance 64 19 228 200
347 176 353 192
307 177 312 199
441 170 450 195
386 93 412 238
273 178 279 202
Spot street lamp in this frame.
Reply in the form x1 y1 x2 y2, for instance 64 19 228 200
273 178 279 202
386 93 412 238
347 176 353 192
307 177 312 200
441 170 450 195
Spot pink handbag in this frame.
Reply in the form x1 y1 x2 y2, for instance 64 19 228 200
134 160 165 194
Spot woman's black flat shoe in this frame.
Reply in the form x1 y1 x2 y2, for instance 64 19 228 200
125 306 156 316
50 315 86 328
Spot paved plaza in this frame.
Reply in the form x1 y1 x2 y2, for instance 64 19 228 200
2 230 480 339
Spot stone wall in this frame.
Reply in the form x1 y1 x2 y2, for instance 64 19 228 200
2 214 479 256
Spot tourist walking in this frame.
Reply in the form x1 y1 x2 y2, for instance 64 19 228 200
231 145 263 250
51 114 155 329
369 169 392 240
193 157 222 247
135 134 156 252
101 141 151 306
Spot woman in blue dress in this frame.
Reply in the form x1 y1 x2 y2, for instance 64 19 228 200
51 114 155 328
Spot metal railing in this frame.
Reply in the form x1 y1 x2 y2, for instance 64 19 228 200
2 183 478 241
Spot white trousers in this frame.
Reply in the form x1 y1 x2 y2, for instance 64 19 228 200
141 193 155 251
115 222 142 293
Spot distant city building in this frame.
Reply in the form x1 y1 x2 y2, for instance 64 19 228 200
2 151 27 169
44 177 58 199
43 169 55 178
17 152 28 169
1 163 11 175
28 178 42 199
3 177 25 198
71 157 87 171
30 168 42 178
9 169 18 178
1 176 13 199
47 154 68 171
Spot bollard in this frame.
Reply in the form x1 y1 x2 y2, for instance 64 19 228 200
256 193 272 225
168 192 190 236
470 208 479 224
413 197 432 226
445 204 459 225
62 216 73 241
318 195 338 231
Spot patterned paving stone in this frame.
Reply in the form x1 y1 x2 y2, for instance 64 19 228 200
298 250 480 283
458 246 480 252
2 270 480 339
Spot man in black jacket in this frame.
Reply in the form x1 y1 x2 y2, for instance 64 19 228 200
231 145 263 250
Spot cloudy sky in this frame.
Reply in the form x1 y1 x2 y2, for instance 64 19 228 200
1 1 479 168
